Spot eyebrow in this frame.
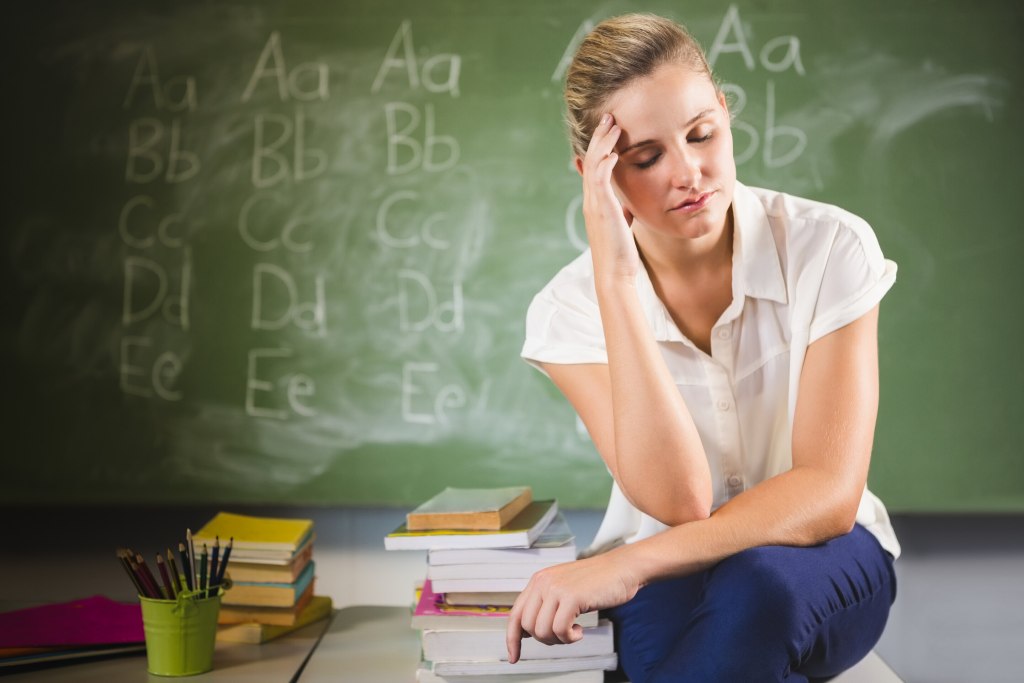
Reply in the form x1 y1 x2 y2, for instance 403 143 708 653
617 108 715 154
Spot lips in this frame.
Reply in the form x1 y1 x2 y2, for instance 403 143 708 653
670 191 714 213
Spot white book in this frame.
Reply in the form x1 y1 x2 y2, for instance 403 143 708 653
431 576 532 593
416 662 604 682
422 620 613 663
412 579 598 630
444 591 519 607
427 560 559 581
429 653 618 676
427 514 576 565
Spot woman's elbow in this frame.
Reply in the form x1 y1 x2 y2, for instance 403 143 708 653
660 499 712 527
619 478 712 527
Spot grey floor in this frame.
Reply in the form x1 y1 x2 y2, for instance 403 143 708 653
1 506 1021 682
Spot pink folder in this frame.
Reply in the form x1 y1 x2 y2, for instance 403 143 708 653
0 595 143 648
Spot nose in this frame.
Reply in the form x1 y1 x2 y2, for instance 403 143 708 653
668 142 701 189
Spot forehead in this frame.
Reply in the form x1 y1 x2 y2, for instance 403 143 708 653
606 63 719 137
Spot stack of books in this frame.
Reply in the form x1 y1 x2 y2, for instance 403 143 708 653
385 487 617 682
192 512 333 643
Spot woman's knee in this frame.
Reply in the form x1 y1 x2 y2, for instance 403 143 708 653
704 545 810 634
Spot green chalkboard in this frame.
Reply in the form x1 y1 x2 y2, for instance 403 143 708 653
4 0 1022 510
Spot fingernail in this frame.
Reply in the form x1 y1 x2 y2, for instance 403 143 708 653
602 113 611 124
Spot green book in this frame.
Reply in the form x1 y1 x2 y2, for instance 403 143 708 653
384 500 558 551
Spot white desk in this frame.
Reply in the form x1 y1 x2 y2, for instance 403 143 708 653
1 618 330 682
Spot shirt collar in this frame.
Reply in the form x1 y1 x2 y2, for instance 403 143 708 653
732 181 788 305
635 181 788 343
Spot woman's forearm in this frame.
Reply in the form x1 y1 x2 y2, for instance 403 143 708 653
595 275 713 525
611 463 862 586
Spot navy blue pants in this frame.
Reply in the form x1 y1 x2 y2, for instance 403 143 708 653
607 525 896 682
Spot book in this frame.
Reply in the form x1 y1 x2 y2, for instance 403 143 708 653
193 511 314 554
427 560 560 581
217 582 314 625
411 580 597 631
407 486 532 531
427 513 576 565
428 653 618 676
431 576 532 593
385 500 559 551
416 663 604 682
444 591 520 607
225 534 315 565
224 542 314 582
222 561 316 607
216 595 333 644
422 620 613 662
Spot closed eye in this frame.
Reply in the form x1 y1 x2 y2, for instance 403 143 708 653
633 133 714 170
635 153 661 169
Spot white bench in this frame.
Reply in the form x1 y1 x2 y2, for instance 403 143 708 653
305 605 903 682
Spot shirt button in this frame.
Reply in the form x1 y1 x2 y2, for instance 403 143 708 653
727 475 742 488
717 399 731 411
717 328 732 340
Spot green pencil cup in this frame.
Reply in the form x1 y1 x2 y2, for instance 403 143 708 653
140 590 222 676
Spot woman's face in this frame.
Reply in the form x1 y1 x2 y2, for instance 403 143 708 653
605 62 736 243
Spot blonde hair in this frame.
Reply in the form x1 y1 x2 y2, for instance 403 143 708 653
564 13 716 158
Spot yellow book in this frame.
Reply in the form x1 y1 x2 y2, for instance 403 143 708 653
194 511 313 553
218 583 315 626
222 563 315 607
216 596 333 644
227 543 314 583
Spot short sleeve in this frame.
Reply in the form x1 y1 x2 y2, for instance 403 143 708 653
808 217 897 344
521 262 608 375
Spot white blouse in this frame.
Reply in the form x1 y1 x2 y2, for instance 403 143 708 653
521 181 901 559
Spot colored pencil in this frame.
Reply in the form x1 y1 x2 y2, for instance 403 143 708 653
166 548 183 595
156 553 176 599
208 537 220 597
187 528 197 594
214 536 233 586
178 542 193 592
198 544 208 599
116 549 145 596
134 552 163 599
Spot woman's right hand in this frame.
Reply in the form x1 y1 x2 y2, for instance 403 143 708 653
580 113 641 282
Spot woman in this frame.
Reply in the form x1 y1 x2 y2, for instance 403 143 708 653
509 13 899 682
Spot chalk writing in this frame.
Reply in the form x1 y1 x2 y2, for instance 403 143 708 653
242 31 329 103
123 45 198 112
125 117 200 183
245 347 317 419
251 263 327 336
372 20 461 97
252 107 328 187
119 336 184 401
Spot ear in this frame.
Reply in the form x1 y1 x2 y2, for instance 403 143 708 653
574 156 584 177
717 89 730 117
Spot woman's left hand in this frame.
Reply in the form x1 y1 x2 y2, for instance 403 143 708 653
505 550 642 663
